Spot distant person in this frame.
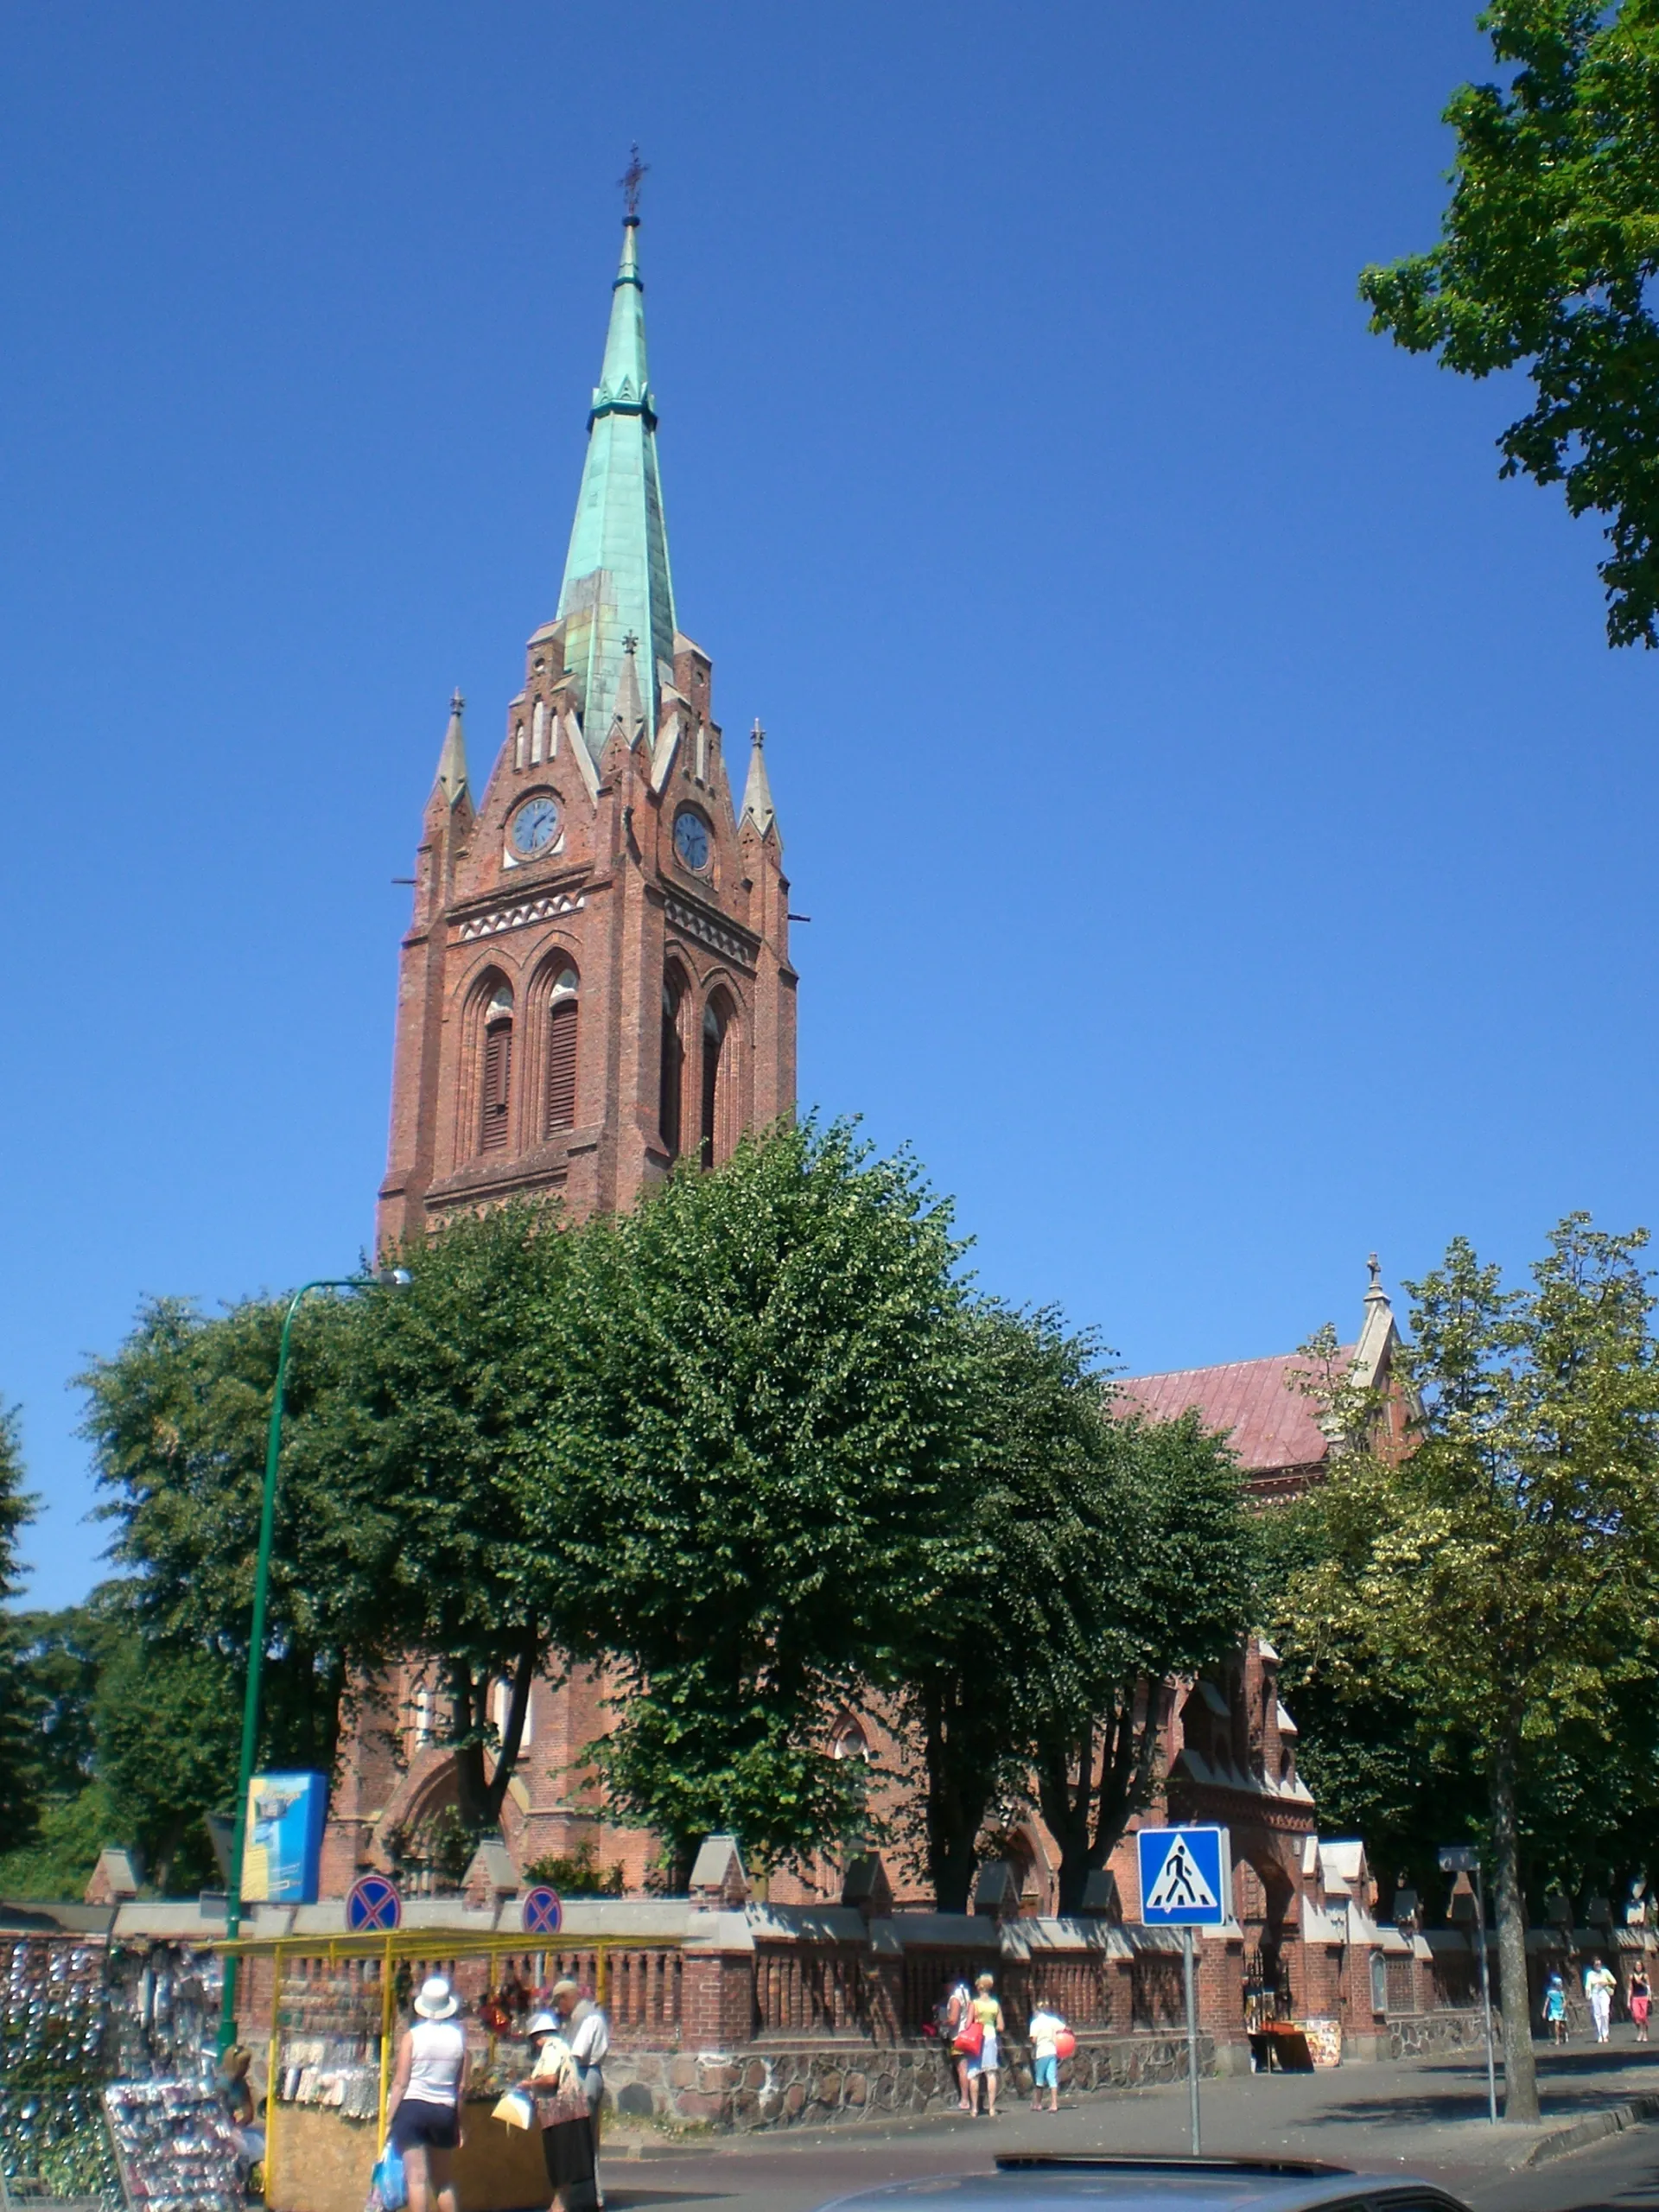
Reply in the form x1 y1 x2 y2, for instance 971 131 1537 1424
1631 1965 1651 2044
217 2045 265 2176
1542 1970 1569 2044
524 2009 597 2212
1586 1955 1618 2044
1027 2003 1066 2113
938 1975 975 2112
385 1975 469 2212
965 1973 1005 2119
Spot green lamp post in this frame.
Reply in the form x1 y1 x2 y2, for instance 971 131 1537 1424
216 1268 410 2055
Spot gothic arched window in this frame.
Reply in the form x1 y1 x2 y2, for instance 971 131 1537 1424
480 982 513 1154
700 991 738 1169
699 1000 725 1170
544 966 579 1136
660 968 686 1161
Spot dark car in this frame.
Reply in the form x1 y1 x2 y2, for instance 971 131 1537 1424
814 2156 1473 2212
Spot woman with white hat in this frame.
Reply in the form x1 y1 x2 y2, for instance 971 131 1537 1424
386 1975 470 2212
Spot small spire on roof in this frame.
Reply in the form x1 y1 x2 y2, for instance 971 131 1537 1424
1365 1253 1387 1304
739 718 778 842
434 688 469 808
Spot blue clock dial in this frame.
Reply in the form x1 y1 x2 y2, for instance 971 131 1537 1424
510 797 561 857
674 809 710 871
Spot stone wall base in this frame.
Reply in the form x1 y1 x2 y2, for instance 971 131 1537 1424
1344 2011 1497 2064
604 2031 1229 2131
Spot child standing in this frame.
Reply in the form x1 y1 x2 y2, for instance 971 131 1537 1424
1542 1970 1569 2045
1027 2004 1066 2113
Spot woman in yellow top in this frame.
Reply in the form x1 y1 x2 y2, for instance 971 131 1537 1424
965 1973 1005 2118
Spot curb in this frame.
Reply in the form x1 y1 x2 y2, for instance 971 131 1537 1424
1524 2092 1659 2166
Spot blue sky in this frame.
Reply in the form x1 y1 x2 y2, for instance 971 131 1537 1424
4 3 1655 1610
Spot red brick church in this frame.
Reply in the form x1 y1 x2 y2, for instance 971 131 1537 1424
321 208 1404 1931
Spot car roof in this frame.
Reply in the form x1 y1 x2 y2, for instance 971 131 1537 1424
812 2157 1467 2212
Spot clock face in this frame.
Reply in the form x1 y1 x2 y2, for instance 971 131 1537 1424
510 797 561 858
674 808 711 872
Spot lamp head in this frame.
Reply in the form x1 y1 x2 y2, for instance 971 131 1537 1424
375 1267 413 1289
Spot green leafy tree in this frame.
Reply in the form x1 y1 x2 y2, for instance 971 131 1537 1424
81 1295 362 1780
1362 1 1659 645
534 1121 973 1879
321 1201 578 1833
0 1402 41 1852
1027 1408 1250 1917
1282 1217 1659 2121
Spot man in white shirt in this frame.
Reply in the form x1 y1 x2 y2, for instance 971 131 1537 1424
552 1980 612 2204
1585 1956 1618 2044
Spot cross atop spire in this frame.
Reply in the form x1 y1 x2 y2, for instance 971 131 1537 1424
619 143 648 221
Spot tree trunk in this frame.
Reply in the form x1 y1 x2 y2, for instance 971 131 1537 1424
1090 1684 1164 1870
481 1630 540 1822
1037 1731 1096 1917
921 1675 990 1912
1491 1729 1539 2122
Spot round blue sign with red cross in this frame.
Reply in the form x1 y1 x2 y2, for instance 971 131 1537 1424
346 1873 403 1931
522 1885 563 1935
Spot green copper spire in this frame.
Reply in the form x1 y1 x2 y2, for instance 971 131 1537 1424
557 215 677 766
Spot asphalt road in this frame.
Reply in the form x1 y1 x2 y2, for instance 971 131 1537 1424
594 2044 1659 2212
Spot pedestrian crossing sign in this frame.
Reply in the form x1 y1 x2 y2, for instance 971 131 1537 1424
1136 1825 1230 1927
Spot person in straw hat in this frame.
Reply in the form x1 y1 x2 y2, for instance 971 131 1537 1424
524 2006 598 2212
386 1974 470 2212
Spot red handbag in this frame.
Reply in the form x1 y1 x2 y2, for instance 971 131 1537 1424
1054 2028 1077 2061
952 2019 984 2057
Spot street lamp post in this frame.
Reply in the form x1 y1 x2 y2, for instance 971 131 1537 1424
216 1268 410 2055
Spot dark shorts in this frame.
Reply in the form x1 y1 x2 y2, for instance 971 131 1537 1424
391 2097 460 2152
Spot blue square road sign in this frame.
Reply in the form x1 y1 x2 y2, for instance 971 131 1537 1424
1136 1826 1230 1928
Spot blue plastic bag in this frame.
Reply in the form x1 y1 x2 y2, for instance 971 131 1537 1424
368 2140 407 2212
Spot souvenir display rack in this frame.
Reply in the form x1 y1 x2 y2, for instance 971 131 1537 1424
0 1936 120 2211
101 2080 241 2212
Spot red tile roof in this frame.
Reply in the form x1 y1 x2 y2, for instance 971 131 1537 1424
1116 1350 1350 1476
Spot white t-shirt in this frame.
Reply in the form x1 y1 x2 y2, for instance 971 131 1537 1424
1028 2008 1065 2061
569 2006 610 2068
407 2019 467 2107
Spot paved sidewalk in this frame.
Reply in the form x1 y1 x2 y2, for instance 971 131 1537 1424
599 2035 1659 2212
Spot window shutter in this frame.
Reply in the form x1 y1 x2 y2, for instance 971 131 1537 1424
545 1001 578 1135
699 1017 721 1171
481 1022 512 1152
660 985 683 1160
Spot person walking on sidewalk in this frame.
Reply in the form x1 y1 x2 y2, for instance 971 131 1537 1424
940 1976 975 2113
385 1976 469 2212
1630 1966 1651 2044
1586 1955 1618 2044
1542 1971 1569 2044
965 1974 1005 2120
1027 2003 1066 2113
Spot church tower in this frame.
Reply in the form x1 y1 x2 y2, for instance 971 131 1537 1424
378 211 796 1248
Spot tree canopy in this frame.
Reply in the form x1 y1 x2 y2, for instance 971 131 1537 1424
1362 1 1659 645
0 1402 41 1853
1279 1216 1659 2120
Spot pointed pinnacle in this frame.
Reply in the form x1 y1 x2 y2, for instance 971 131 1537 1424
435 690 469 808
740 718 777 840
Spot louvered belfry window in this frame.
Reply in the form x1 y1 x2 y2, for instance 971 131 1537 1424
699 1001 724 1171
480 987 512 1153
545 986 578 1135
660 974 684 1160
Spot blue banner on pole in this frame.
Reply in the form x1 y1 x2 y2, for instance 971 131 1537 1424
1135 1826 1230 1927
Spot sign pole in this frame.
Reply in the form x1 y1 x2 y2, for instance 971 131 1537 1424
1182 1925 1201 2154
